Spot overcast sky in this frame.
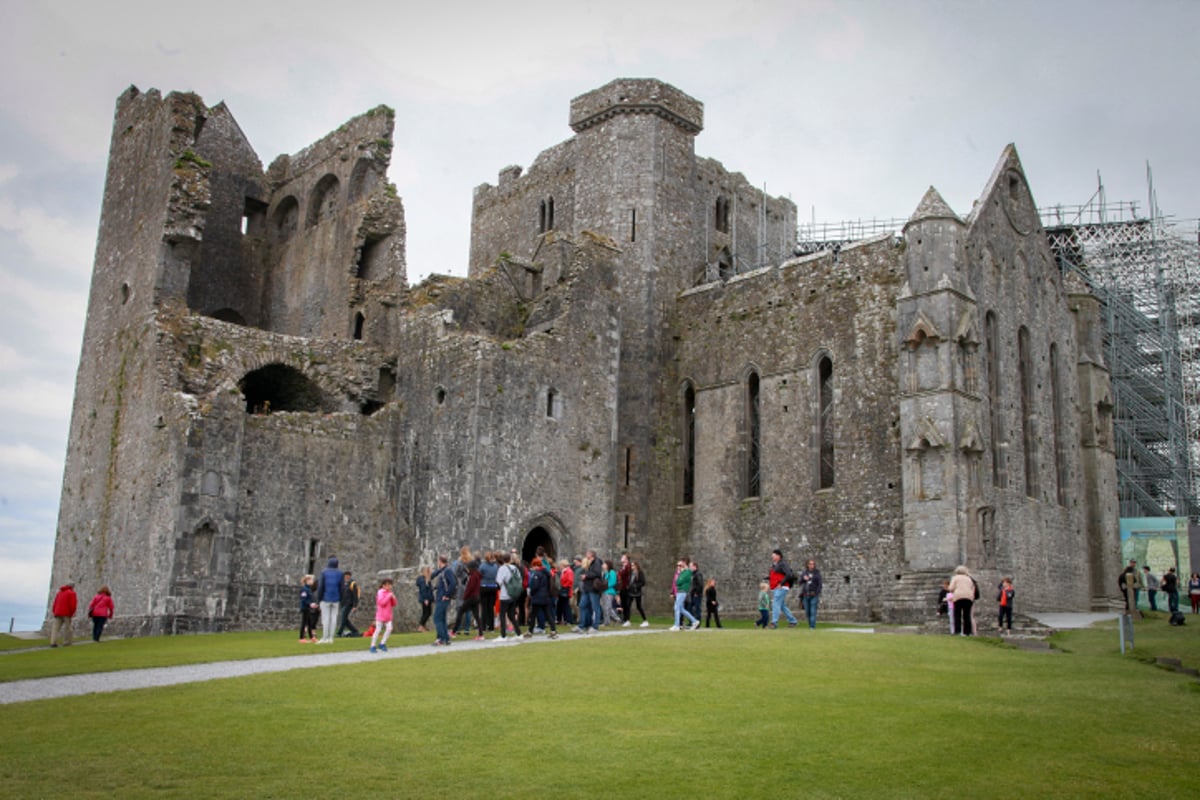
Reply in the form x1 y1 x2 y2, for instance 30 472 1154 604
1 1 1197 629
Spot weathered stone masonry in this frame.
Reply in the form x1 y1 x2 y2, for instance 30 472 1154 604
48 79 1121 636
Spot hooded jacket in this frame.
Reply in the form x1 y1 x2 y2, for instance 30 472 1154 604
316 558 343 603
52 585 78 617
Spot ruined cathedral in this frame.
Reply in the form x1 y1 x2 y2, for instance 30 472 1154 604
49 78 1121 635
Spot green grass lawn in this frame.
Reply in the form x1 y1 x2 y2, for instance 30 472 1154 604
1 617 1198 799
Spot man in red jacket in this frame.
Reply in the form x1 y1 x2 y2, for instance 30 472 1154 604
50 582 78 647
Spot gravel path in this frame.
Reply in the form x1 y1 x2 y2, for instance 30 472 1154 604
0 628 652 705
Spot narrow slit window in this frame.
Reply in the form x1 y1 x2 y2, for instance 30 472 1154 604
818 356 834 489
682 382 696 505
747 371 761 498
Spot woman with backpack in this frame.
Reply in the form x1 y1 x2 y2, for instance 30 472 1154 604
496 553 523 640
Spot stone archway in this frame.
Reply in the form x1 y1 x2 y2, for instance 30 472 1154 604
522 526 556 565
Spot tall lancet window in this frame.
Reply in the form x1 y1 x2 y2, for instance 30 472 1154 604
746 371 761 498
818 356 834 489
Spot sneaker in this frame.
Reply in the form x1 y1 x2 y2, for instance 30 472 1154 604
522 631 532 639
787 621 799 627
670 625 680 631
640 620 649 628
369 646 378 653
380 644 388 652
690 620 701 630
622 621 631 627
768 623 777 629
549 632 558 639
474 635 485 641
572 626 584 633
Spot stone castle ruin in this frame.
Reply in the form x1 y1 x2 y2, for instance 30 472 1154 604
49 78 1121 635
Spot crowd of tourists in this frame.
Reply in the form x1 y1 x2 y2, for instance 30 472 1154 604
297 547 828 648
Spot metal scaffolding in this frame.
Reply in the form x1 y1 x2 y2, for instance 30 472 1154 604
1042 181 1200 521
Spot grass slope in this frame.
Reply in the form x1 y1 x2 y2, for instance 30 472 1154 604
1 620 1198 799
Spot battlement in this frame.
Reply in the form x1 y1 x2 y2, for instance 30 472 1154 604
569 78 703 135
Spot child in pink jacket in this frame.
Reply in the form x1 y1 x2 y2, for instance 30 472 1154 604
370 579 397 653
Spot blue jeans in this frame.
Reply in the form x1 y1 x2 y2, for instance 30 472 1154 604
579 591 601 630
802 595 820 629
673 592 698 627
771 587 797 625
434 598 452 643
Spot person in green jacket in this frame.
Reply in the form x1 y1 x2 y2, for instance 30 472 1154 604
671 559 700 630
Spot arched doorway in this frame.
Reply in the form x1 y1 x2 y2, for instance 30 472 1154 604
522 526 556 565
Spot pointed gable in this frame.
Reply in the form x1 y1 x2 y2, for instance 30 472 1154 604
966 144 1040 236
904 186 962 230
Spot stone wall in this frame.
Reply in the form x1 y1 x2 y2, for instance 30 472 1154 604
671 237 907 619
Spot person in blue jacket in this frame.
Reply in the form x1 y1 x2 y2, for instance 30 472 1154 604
432 554 457 646
314 556 343 643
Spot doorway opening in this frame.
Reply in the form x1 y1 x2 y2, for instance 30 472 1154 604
522 526 556 565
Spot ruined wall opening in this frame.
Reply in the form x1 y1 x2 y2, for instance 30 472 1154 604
272 196 299 243
546 387 562 420
242 197 268 237
355 235 387 281
353 312 365 341
209 307 246 326
348 158 380 203
306 174 340 229
240 363 326 414
538 197 556 233
715 195 731 234
718 247 733 281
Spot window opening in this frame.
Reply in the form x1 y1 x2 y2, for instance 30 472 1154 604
985 311 1006 488
306 174 340 229
747 371 762 498
271 196 299 243
546 387 561 420
1019 327 1038 499
356 236 385 281
353 312 365 341
240 363 326 414
818 357 834 489
630 209 637 242
715 195 730 234
1050 343 1067 506
307 538 320 575
718 247 733 281
682 382 696 505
